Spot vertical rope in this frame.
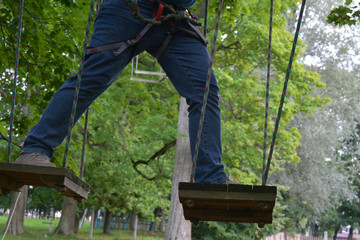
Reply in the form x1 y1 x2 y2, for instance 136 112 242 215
95 0 102 18
7 0 24 163
262 0 306 185
62 0 96 168
2 192 22 240
80 108 89 179
191 0 225 182
262 0 274 186
78 0 100 179
203 0 209 37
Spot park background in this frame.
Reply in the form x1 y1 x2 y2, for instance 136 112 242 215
0 0 359 239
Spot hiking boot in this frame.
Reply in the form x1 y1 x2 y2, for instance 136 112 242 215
15 153 56 167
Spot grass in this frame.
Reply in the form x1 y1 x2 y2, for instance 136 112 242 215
0 216 164 240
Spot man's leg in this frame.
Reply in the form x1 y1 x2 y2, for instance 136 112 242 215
147 22 230 183
20 0 152 159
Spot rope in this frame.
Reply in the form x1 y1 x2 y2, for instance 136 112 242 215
2 192 22 240
78 0 102 178
262 0 274 185
80 108 90 179
7 0 24 163
203 0 209 37
191 0 225 182
62 0 96 168
124 0 200 25
262 0 306 185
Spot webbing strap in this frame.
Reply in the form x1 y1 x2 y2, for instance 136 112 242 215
85 22 154 57
156 3 165 21
86 20 207 60
156 21 208 60
155 27 175 59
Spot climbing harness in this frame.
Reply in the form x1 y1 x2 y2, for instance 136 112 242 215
85 1 207 61
124 0 200 26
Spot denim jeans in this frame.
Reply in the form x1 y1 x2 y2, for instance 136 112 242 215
22 0 229 184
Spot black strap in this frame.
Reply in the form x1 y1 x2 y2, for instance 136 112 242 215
85 21 207 60
156 27 176 60
185 20 208 46
85 22 154 58
155 21 208 60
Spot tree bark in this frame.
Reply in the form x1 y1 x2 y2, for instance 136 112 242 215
150 208 159 232
347 226 353 240
313 223 319 237
159 208 165 232
73 209 82 234
103 209 112 235
55 196 78 237
48 207 54 233
6 186 28 235
129 210 138 240
333 223 340 240
89 209 95 240
165 97 192 240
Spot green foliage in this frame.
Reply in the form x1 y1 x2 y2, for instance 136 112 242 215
27 187 63 214
327 0 360 26
0 0 331 238
210 0 327 187
0 0 90 165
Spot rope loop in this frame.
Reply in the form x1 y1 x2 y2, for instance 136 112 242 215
124 0 200 25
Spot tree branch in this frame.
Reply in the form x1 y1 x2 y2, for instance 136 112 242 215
132 139 176 181
0 131 23 149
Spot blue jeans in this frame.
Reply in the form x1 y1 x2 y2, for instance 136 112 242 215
22 0 229 184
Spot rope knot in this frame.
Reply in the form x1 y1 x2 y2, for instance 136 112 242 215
124 0 200 25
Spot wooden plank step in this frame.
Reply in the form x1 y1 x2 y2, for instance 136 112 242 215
0 162 90 201
178 182 277 227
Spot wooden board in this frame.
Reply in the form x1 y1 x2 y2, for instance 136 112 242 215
178 182 277 227
0 162 90 200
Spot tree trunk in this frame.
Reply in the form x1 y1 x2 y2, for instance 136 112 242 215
150 208 162 232
347 226 353 240
333 223 340 240
48 207 54 233
159 208 165 232
89 209 95 240
150 209 158 232
129 210 138 240
6 186 28 235
103 209 112 235
73 209 82 234
55 196 78 237
165 97 192 240
313 223 319 237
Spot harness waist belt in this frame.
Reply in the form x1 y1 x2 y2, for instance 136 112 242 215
85 21 207 59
